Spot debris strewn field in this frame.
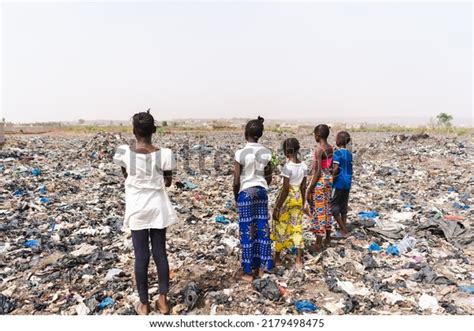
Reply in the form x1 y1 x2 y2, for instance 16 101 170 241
1 131 473 315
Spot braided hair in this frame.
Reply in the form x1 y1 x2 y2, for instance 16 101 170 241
245 116 265 141
132 109 156 137
282 137 300 156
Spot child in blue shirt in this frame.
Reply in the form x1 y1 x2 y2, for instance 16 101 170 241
331 131 353 237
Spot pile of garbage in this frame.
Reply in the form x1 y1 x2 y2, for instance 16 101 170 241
81 132 128 161
0 130 472 315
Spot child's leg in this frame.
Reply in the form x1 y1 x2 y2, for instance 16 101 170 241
311 180 325 253
313 236 323 252
324 174 333 245
255 187 273 275
274 251 281 265
342 214 348 229
296 248 303 266
150 228 169 308
237 191 253 280
150 228 169 294
341 189 350 231
131 229 151 304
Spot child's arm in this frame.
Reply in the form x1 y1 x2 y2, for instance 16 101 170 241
300 176 307 206
273 177 289 221
306 149 322 203
264 163 273 186
233 160 241 201
121 167 128 178
332 162 340 179
163 170 172 187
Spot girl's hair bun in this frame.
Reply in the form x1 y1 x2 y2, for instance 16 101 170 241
257 116 264 123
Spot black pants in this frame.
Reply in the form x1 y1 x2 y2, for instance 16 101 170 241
330 189 350 217
131 228 169 304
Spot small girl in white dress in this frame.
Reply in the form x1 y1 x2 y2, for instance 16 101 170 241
113 110 177 315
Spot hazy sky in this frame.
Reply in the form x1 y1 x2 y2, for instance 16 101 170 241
1 2 472 124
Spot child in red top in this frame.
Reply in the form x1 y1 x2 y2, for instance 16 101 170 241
306 124 333 253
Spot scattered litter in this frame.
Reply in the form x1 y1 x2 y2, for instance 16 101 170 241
253 278 281 301
368 243 382 253
386 244 400 256
215 215 230 225
98 297 114 310
0 294 16 314
1 131 472 315
24 239 40 249
183 282 200 310
418 294 439 312
294 300 318 313
459 285 474 294
105 268 123 281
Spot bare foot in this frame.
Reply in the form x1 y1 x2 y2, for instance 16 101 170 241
155 295 169 315
274 255 281 266
295 260 304 270
135 302 150 315
324 235 332 247
309 243 323 254
240 274 253 283
258 268 265 278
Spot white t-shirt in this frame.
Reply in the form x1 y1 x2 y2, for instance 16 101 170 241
281 161 308 186
235 142 272 192
113 145 178 230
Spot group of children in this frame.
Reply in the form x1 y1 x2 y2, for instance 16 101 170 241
233 117 353 281
113 111 353 314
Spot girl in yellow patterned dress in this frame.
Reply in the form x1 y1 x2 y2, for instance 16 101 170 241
271 138 308 269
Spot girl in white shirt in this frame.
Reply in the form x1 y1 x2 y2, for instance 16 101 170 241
233 116 273 282
271 138 307 269
113 110 177 315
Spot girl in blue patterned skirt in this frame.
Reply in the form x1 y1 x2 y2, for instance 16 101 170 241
233 116 274 282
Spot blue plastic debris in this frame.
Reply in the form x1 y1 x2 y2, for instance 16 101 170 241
368 243 382 253
13 189 26 197
215 215 230 225
453 202 470 210
358 211 379 220
38 185 47 194
176 180 198 190
39 197 50 204
459 285 474 294
98 297 114 309
31 168 41 176
24 240 40 249
386 244 400 256
184 181 197 190
295 300 319 313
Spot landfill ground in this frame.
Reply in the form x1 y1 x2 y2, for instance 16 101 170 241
0 130 473 315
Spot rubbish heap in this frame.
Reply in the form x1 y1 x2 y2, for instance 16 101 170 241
0 130 472 315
